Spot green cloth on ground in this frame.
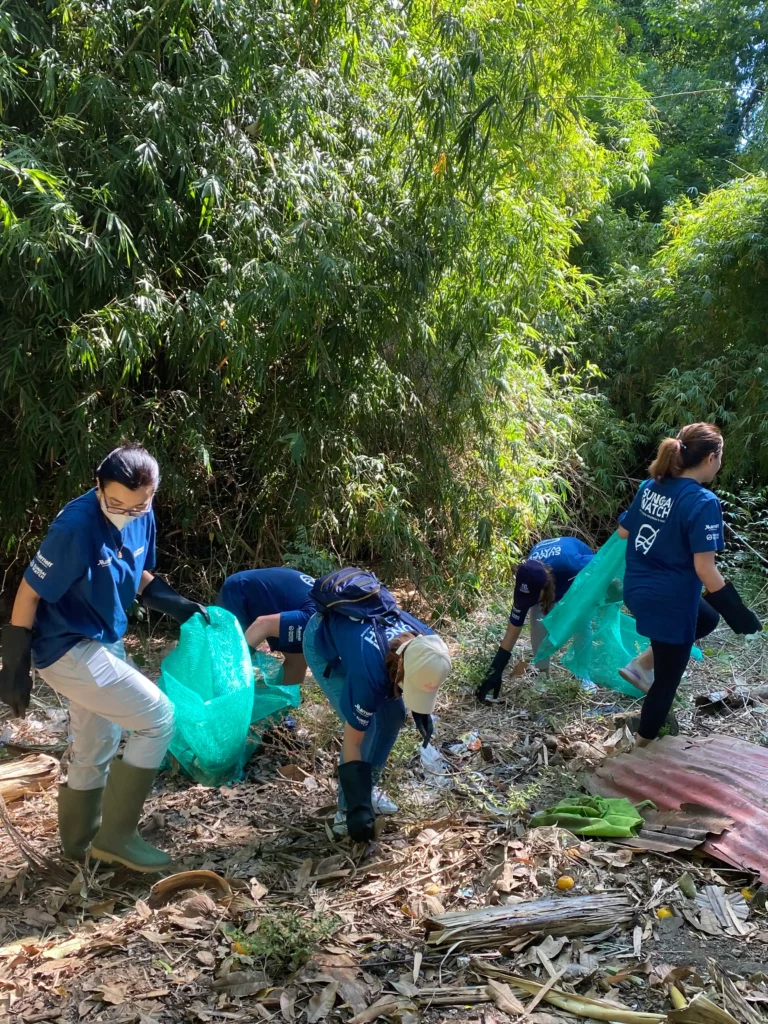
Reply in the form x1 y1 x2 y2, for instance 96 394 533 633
530 794 648 837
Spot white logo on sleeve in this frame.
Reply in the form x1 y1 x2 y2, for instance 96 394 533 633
30 551 53 579
133 546 145 558
300 574 315 586
635 524 660 554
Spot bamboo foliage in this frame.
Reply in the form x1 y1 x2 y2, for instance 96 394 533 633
0 0 653 593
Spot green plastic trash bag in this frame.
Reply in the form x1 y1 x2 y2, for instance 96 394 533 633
158 606 254 786
246 651 301 757
532 530 701 695
530 794 648 837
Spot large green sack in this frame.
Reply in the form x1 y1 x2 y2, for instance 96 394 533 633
532 530 701 694
158 606 255 786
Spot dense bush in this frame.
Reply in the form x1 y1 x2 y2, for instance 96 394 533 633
582 175 768 487
0 0 652 605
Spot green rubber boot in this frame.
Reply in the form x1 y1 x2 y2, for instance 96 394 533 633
58 784 104 860
89 759 172 873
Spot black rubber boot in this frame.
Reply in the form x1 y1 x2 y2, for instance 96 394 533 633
89 759 172 872
58 784 104 860
337 761 375 842
476 646 511 703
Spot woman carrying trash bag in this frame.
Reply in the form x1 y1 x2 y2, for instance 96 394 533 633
303 569 452 841
0 445 208 871
476 537 594 703
617 423 761 746
216 567 316 686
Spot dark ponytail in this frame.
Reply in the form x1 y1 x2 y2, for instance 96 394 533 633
96 444 160 491
648 423 723 481
539 566 557 615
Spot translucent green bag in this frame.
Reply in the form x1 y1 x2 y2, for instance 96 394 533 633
158 606 255 786
532 531 701 695
245 651 301 758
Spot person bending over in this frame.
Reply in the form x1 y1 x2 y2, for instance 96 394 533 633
476 536 594 703
303 570 452 838
217 567 316 686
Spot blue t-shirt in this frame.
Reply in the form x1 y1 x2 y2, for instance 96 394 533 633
620 477 724 644
25 489 156 669
217 568 316 653
311 611 433 730
528 537 594 602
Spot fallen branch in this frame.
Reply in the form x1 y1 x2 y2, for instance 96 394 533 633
470 959 665 1024
0 792 73 885
425 892 633 949
0 753 58 802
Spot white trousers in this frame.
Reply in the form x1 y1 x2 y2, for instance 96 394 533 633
37 640 175 791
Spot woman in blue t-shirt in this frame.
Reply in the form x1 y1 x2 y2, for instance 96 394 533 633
0 445 208 871
617 423 761 745
217 567 317 685
303 600 451 841
476 536 594 703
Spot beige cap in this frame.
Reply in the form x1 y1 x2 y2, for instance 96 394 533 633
398 634 452 715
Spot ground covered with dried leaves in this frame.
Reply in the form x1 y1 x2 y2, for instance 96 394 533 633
2 595 767 1024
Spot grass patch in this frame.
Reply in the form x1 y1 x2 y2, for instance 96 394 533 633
230 909 338 978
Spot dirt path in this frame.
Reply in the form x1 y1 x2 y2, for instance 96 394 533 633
1 609 767 1023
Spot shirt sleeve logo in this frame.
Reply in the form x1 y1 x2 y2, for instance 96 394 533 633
635 524 660 554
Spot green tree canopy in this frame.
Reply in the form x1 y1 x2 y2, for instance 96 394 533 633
1 0 652 601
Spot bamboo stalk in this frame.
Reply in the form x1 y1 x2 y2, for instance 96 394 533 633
470 960 666 1024
425 892 633 948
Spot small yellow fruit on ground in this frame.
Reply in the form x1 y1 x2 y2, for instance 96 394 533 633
741 888 755 901
656 907 673 919
556 875 575 891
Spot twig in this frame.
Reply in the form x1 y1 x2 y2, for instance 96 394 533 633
0 792 74 885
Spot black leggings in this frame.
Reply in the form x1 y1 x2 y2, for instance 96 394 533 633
638 599 720 740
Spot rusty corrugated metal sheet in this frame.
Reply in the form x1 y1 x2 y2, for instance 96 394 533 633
587 735 768 881
624 805 733 853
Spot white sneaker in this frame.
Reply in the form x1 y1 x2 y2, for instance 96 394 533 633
618 657 654 693
372 786 398 815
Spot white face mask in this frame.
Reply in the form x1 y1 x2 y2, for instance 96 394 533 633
98 495 133 532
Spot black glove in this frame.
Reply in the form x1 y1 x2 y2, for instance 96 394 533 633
337 761 375 842
412 711 433 747
140 576 210 625
0 625 34 718
476 646 511 703
704 582 762 635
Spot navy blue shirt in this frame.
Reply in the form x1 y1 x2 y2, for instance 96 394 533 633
25 490 156 669
217 568 316 653
510 537 594 626
529 537 594 601
310 611 433 730
620 478 723 644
